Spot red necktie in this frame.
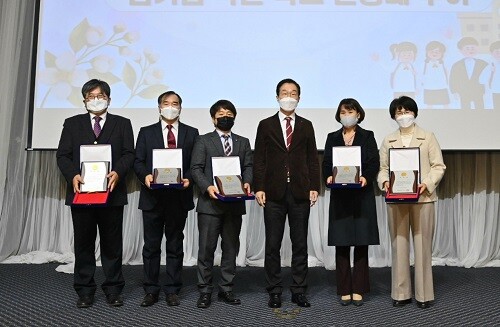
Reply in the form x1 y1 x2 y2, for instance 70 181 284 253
93 116 102 138
285 117 293 150
166 125 176 148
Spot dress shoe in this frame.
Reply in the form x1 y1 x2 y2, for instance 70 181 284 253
268 293 282 308
218 291 241 305
76 295 94 308
352 294 363 306
166 293 180 306
291 293 311 308
339 295 352 306
416 300 432 309
392 299 412 307
197 293 212 308
140 293 158 307
106 294 124 307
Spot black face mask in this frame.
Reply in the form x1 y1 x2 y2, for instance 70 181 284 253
215 116 235 132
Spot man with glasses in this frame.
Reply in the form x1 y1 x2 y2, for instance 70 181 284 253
57 79 135 308
253 78 320 308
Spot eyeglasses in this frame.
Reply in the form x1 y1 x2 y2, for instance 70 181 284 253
85 94 107 101
395 109 413 116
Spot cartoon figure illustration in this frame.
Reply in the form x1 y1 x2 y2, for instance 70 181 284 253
390 42 418 99
487 41 500 109
449 37 488 109
422 41 450 109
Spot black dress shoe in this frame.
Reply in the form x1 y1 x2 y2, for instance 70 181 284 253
218 291 241 305
416 300 432 309
166 293 180 306
392 299 412 307
197 293 212 308
76 295 94 308
291 293 311 308
268 293 281 308
140 293 158 307
339 295 352 306
106 294 124 307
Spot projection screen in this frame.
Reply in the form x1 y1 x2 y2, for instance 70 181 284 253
30 0 500 150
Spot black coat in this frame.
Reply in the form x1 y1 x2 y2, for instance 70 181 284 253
322 126 380 246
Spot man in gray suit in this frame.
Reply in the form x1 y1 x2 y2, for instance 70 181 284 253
190 99 253 308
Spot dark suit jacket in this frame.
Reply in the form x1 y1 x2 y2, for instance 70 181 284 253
322 126 380 246
449 58 488 95
190 131 253 216
253 113 320 201
134 121 199 211
56 113 135 206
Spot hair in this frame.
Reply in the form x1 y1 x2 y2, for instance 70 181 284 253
276 78 301 96
335 98 365 124
457 36 479 49
490 40 500 52
425 41 446 56
157 91 183 106
390 42 417 60
81 79 111 98
389 96 418 119
209 99 237 118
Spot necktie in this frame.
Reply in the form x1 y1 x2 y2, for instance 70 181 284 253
166 125 176 148
222 134 231 156
285 117 293 150
93 116 102 138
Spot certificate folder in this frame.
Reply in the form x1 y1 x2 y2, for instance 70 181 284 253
327 146 362 189
212 156 255 202
73 190 110 206
385 147 420 203
150 149 183 189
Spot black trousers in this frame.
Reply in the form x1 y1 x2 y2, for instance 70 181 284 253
71 206 124 297
197 212 242 293
142 195 188 295
264 185 310 295
335 245 370 295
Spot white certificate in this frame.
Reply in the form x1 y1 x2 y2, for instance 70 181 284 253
81 161 109 192
212 156 242 193
332 146 362 176
80 144 112 167
391 170 417 193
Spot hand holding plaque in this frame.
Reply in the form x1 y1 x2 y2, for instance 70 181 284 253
80 161 109 192
153 168 181 184
214 175 246 197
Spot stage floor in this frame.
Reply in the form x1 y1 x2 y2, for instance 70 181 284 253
0 264 499 326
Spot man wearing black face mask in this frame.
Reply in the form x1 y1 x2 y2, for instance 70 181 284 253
190 100 253 308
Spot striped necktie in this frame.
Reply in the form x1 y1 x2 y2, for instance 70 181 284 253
285 117 293 150
222 134 231 156
93 116 102 138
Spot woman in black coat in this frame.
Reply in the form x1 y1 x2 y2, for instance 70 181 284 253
322 98 380 306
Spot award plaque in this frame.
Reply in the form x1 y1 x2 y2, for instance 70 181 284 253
332 166 360 184
153 168 181 184
390 170 418 194
214 175 246 197
80 161 109 192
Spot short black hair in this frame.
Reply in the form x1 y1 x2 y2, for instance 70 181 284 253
389 96 418 119
276 78 301 96
335 98 365 123
210 99 237 118
81 79 110 98
157 91 182 106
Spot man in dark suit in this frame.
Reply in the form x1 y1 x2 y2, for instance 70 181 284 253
449 37 488 109
190 100 252 308
134 91 199 307
253 78 320 308
56 79 135 308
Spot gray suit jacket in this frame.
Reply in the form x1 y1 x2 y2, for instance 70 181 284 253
190 131 253 215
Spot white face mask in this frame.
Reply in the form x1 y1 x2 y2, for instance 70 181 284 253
278 97 298 112
396 114 415 128
86 99 108 113
160 106 180 120
340 115 358 128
